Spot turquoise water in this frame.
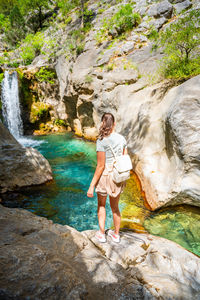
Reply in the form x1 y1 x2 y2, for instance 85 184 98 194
2 133 200 256
3 133 117 231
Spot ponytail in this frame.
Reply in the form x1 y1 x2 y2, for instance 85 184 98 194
99 113 115 140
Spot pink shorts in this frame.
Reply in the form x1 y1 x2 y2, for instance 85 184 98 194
95 165 125 197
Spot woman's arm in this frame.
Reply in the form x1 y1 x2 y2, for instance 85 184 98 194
87 151 105 197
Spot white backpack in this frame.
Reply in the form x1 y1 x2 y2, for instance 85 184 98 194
108 143 132 183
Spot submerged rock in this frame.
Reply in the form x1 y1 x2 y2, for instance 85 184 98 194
0 122 52 193
0 204 199 300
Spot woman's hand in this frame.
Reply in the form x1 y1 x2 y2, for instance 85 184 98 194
87 152 105 198
87 185 94 197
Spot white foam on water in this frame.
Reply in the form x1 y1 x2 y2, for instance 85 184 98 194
18 136 46 148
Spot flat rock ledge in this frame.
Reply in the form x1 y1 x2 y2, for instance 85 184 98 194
0 205 200 300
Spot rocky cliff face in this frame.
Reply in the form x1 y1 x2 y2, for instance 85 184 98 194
0 204 199 300
7 0 200 208
0 122 53 193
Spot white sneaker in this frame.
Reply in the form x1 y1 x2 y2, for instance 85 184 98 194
95 231 106 243
107 230 120 243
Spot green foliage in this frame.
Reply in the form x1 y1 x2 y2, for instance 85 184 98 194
0 0 17 15
0 73 4 83
0 0 51 46
0 55 8 65
0 4 26 46
0 13 9 33
98 8 105 14
35 67 56 84
65 16 72 25
123 60 137 71
57 0 79 15
82 8 94 25
67 28 85 56
106 63 114 71
76 43 85 55
54 119 68 127
96 4 141 44
57 0 92 29
148 26 159 41
30 102 50 123
19 32 45 65
154 10 200 79
111 4 141 34
19 0 50 30
85 75 93 83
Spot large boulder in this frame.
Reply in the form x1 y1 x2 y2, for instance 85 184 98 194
0 122 53 193
0 204 199 299
147 0 173 19
92 75 200 210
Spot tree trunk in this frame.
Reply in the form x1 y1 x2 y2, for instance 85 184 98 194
80 0 84 28
38 5 42 29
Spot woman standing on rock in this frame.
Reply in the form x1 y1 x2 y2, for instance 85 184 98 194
87 112 128 243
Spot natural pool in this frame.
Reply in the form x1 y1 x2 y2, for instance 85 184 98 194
2 133 200 256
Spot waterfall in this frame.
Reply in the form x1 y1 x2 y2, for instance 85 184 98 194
1 70 23 139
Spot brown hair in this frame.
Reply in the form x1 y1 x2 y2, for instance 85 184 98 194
98 112 115 140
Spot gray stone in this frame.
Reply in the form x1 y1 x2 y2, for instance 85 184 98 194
139 35 148 42
84 230 200 300
118 41 135 55
147 0 173 19
174 0 192 14
103 69 138 85
129 32 140 42
0 204 200 300
149 17 168 30
127 43 163 76
135 0 148 15
0 122 52 193
31 54 49 67
96 47 117 66
137 20 151 31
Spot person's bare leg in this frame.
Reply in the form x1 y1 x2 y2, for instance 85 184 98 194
97 193 107 234
109 194 121 235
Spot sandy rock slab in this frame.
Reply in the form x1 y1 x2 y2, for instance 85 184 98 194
84 230 200 300
0 205 200 300
0 204 151 300
0 122 52 193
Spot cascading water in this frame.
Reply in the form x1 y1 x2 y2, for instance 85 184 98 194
2 70 23 138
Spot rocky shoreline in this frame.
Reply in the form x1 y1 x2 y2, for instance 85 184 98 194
0 204 199 300
0 122 53 193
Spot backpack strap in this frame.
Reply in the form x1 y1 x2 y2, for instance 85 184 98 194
107 141 117 161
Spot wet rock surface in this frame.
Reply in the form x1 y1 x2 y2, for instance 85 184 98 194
0 204 200 300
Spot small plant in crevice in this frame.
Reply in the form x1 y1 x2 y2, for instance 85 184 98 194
95 4 141 44
0 73 4 83
35 67 57 84
66 28 86 56
85 75 93 83
30 102 51 124
54 119 69 127
106 63 114 71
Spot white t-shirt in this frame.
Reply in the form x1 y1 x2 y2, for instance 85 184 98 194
96 132 127 165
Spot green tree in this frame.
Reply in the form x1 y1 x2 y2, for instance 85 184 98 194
155 10 200 79
0 0 17 15
57 0 92 28
19 0 50 30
